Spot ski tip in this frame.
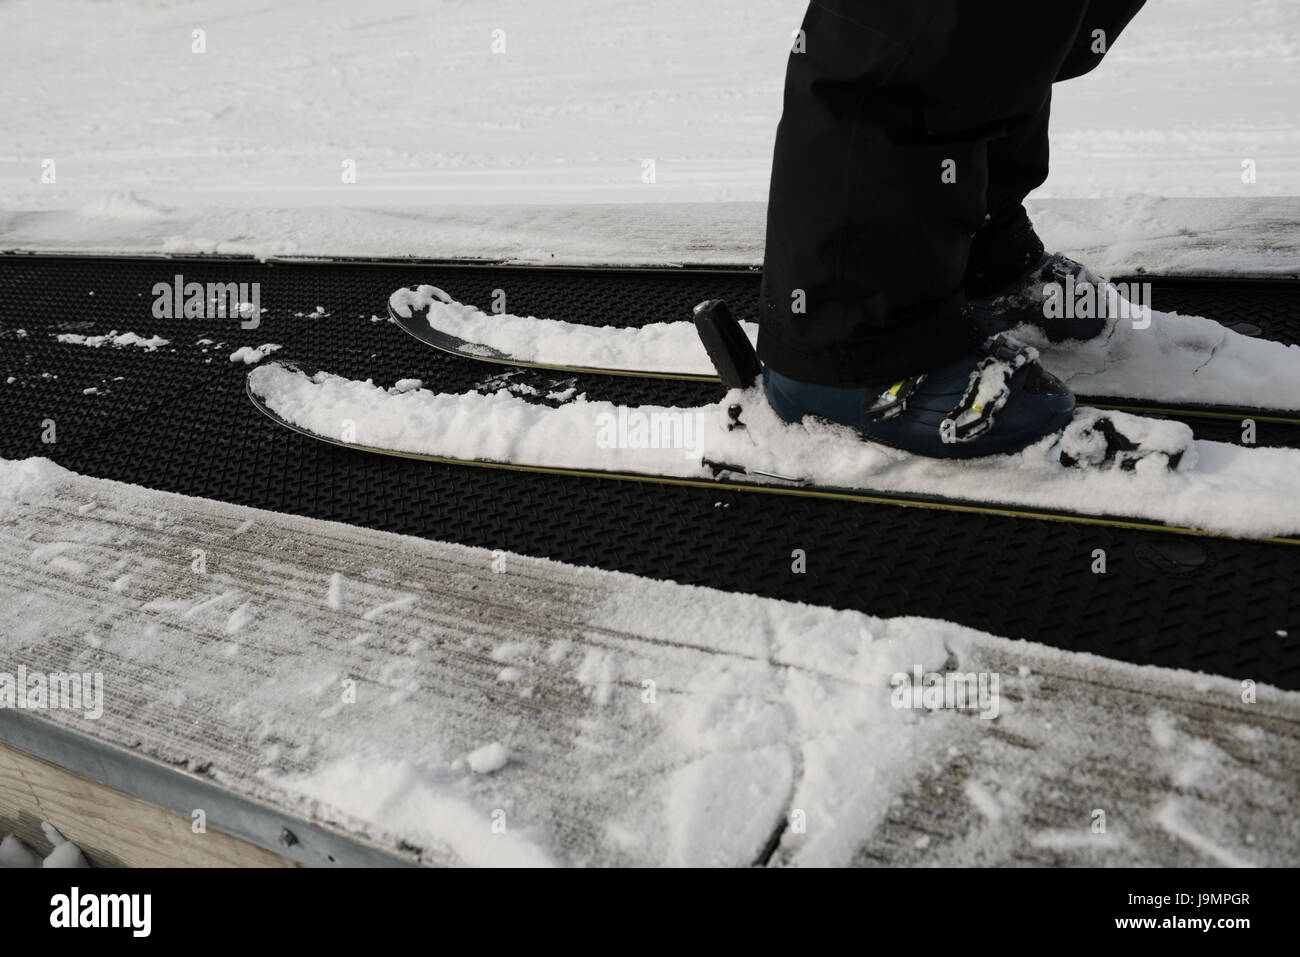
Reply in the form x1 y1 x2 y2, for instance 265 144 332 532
692 298 729 319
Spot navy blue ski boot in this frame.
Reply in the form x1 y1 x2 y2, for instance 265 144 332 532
967 252 1110 343
762 335 1075 459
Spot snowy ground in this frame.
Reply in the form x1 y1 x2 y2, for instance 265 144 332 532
1 0 1297 272
2 456 1298 866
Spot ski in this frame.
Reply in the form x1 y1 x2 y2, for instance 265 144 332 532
387 284 1300 427
245 360 1300 546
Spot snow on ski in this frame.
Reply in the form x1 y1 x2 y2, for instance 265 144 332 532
246 361 1300 542
389 284 752 378
388 282 1300 421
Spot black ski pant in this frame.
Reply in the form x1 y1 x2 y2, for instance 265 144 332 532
758 0 1147 388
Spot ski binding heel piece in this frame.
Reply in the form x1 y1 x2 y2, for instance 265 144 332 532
693 299 761 390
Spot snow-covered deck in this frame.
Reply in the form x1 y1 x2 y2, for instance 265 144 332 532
3 460 1297 866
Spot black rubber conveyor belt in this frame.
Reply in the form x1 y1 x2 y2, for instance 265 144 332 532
1 254 1297 687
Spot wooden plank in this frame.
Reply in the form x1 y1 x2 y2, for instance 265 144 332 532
2 464 1298 866
0 739 297 868
826 639 1300 867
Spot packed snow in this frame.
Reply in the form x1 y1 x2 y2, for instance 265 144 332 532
270 756 552 867
464 742 511 775
0 456 73 521
2 455 1295 866
247 363 1300 539
0 0 1296 272
1009 297 1300 409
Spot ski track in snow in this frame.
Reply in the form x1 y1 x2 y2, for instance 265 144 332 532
1152 800 1254 868
361 594 417 622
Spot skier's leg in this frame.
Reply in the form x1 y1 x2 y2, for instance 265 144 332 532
758 1 1105 391
755 0 1144 457
965 0 1149 337
963 100 1051 300
757 1 982 390
966 0 1148 296
1057 0 1149 82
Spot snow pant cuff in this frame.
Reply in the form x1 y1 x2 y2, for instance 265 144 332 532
756 289 979 389
964 205 1046 299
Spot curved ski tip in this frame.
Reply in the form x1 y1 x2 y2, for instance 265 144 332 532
693 298 726 317
245 358 320 396
388 284 452 320
256 357 312 376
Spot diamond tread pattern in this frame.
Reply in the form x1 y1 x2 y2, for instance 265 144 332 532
1 255 1297 688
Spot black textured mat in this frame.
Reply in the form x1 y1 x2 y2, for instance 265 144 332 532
2 254 1298 688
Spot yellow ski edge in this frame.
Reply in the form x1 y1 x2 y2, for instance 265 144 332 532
245 380 1300 547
